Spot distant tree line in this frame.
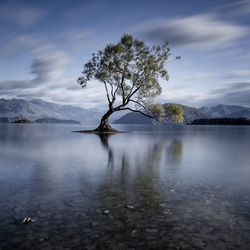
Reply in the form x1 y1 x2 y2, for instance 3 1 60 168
191 117 250 125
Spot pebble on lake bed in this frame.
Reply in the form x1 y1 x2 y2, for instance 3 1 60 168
102 210 110 215
125 205 134 209
21 218 34 224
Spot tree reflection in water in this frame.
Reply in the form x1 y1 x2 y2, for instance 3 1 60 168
90 134 184 242
166 139 183 167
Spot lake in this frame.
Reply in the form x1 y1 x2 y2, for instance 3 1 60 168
0 124 250 249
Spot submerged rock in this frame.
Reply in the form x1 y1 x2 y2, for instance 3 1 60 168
125 204 134 209
146 228 158 234
102 210 110 215
21 218 34 224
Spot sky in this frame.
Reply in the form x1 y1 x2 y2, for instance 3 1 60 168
0 0 250 109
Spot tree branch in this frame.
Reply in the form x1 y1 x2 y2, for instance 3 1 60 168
120 72 125 104
107 80 115 99
120 61 130 104
118 107 160 121
124 71 144 103
129 99 147 110
103 81 111 104
125 73 149 104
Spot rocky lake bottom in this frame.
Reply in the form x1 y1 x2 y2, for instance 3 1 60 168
0 124 249 249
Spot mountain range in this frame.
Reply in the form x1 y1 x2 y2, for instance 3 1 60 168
0 98 249 125
0 98 100 124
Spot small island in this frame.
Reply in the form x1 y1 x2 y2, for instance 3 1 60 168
11 118 33 124
35 118 81 124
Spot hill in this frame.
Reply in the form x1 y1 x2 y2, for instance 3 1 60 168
113 112 154 124
114 104 250 124
0 98 100 124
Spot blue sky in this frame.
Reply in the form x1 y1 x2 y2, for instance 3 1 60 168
0 0 250 108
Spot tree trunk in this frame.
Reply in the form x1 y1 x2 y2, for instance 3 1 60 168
94 109 118 133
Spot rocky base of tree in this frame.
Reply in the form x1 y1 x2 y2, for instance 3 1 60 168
73 124 122 134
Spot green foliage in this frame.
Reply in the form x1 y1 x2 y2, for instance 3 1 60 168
77 34 171 121
165 104 184 123
147 103 166 121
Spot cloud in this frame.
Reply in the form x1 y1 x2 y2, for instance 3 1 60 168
199 82 250 107
0 1 44 27
31 51 70 83
215 0 250 17
0 73 107 109
0 34 57 60
0 80 32 91
53 29 107 53
226 70 250 79
167 82 250 107
181 69 250 82
136 14 248 48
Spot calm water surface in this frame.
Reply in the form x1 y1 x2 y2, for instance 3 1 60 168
0 124 250 249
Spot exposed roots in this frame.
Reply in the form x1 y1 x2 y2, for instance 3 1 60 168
73 125 123 134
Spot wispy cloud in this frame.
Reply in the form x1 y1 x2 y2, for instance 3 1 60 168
136 14 248 48
167 82 250 107
214 0 250 17
227 70 250 79
0 80 32 91
198 82 250 107
31 51 71 83
0 34 55 59
181 69 250 82
0 1 44 27
0 79 107 109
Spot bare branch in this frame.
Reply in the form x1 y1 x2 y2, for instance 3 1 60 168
124 71 145 103
120 72 125 104
103 81 111 104
118 107 160 121
107 80 115 99
125 78 144 103
129 99 148 110
120 61 130 104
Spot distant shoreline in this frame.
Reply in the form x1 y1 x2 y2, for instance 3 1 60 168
190 118 250 125
0 117 81 124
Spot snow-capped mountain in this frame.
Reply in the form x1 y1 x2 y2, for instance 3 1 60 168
200 104 250 118
0 98 101 124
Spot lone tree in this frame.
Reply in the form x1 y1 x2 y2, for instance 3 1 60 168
78 34 181 133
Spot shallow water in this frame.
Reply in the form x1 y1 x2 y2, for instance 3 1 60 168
0 124 250 249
